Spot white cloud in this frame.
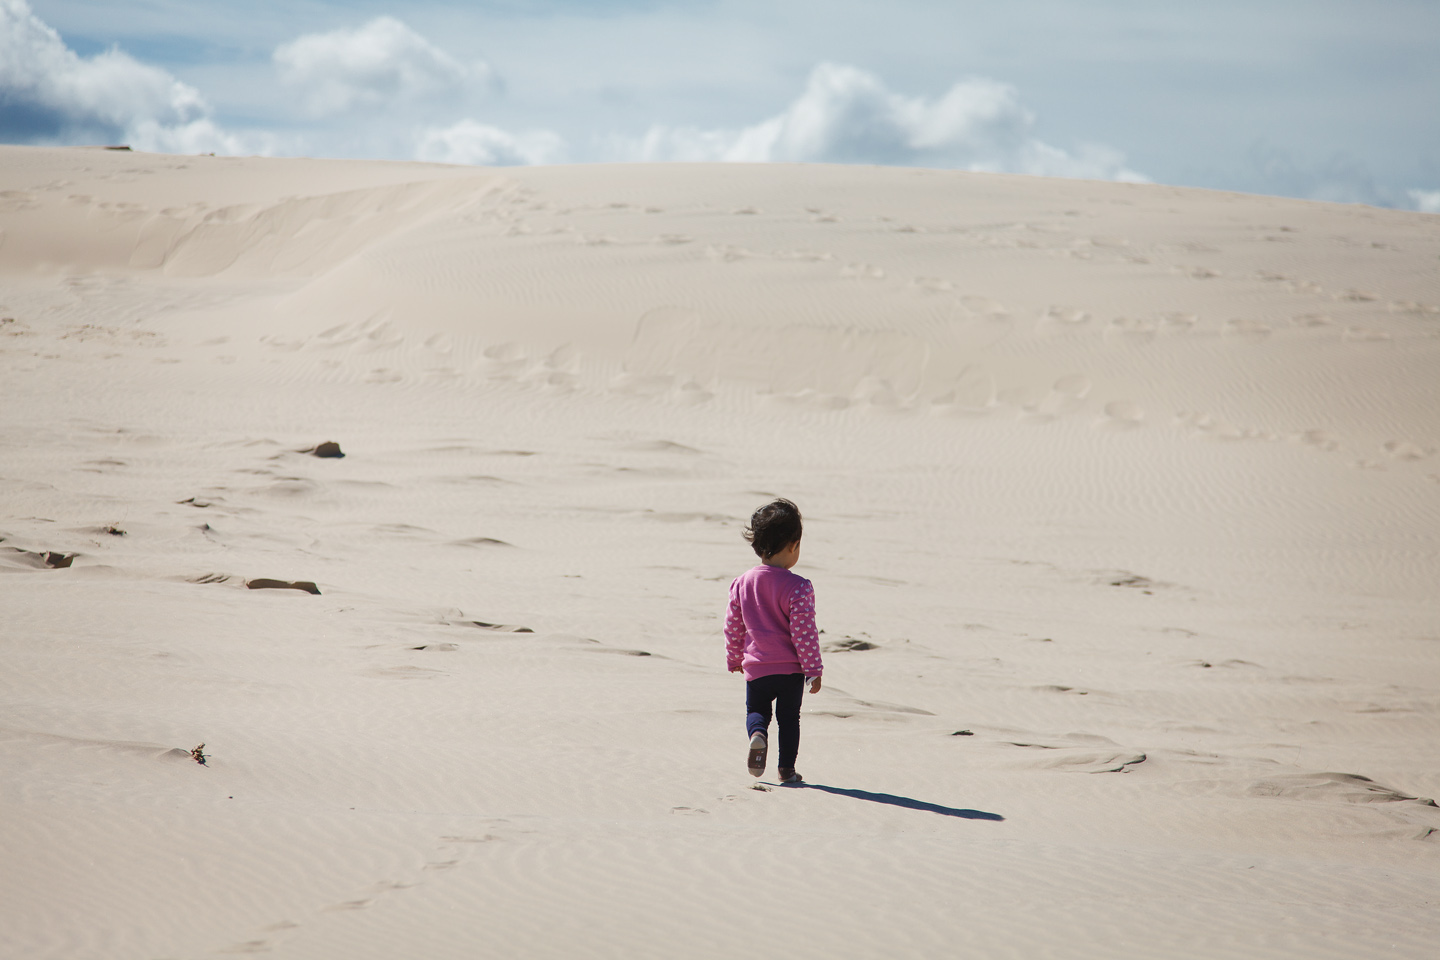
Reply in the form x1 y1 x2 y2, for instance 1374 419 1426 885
1239 143 1440 211
0 0 223 146
625 63 1147 182
414 119 562 166
1408 189 1440 214
127 118 261 155
274 16 495 116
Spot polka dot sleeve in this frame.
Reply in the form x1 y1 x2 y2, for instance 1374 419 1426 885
724 585 746 672
789 580 823 679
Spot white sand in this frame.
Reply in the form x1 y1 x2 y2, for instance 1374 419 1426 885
2 145 1438 959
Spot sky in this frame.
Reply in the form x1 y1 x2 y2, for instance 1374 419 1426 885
4 0 1438 210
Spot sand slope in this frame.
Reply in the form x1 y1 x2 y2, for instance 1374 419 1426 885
2 145 1438 959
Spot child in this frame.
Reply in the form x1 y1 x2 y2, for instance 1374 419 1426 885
724 498 823 783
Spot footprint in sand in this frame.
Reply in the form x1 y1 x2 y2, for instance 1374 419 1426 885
1036 305 1091 337
706 244 753 263
1157 312 1197 335
1053 375 1092 401
994 385 1037 414
1094 400 1143 431
0 193 38 216
1383 440 1434 461
930 370 998 416
480 341 527 377
1221 318 1272 343
1022 375 1092 423
1105 317 1157 344
911 276 954 293
1296 429 1340 452
1390 300 1440 316
1176 412 1271 442
841 262 885 279
1343 327 1392 342
961 295 1009 318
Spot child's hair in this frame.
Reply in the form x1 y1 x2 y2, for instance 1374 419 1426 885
744 499 803 559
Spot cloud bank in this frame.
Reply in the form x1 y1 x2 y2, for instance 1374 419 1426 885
625 63 1147 182
414 119 561 166
274 16 496 116
2 4 1435 210
1234 142 1437 211
0 0 245 153
1410 190 1440 214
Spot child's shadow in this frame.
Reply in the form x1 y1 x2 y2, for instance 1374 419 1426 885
792 783 1004 821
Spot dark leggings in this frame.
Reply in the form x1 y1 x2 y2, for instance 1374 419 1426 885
746 673 805 769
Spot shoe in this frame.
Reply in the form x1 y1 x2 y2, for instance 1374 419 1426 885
747 732 768 777
777 768 804 784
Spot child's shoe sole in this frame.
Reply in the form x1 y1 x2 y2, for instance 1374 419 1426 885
747 733 768 777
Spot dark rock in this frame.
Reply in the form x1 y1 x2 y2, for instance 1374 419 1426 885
309 442 344 458
245 578 321 595
822 637 878 652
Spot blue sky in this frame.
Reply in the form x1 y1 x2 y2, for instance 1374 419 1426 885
5 0 1438 209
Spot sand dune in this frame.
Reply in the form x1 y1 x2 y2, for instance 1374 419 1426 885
1 145 1438 959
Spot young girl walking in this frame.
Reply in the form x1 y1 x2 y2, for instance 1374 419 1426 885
724 499 823 783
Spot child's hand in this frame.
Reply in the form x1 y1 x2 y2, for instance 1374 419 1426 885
809 676 822 694
729 665 741 673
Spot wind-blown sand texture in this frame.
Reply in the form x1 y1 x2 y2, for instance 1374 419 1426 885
2 145 1438 959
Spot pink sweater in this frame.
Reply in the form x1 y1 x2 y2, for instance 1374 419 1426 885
724 565 824 681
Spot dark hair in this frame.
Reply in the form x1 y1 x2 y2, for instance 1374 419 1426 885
744 499 802 559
